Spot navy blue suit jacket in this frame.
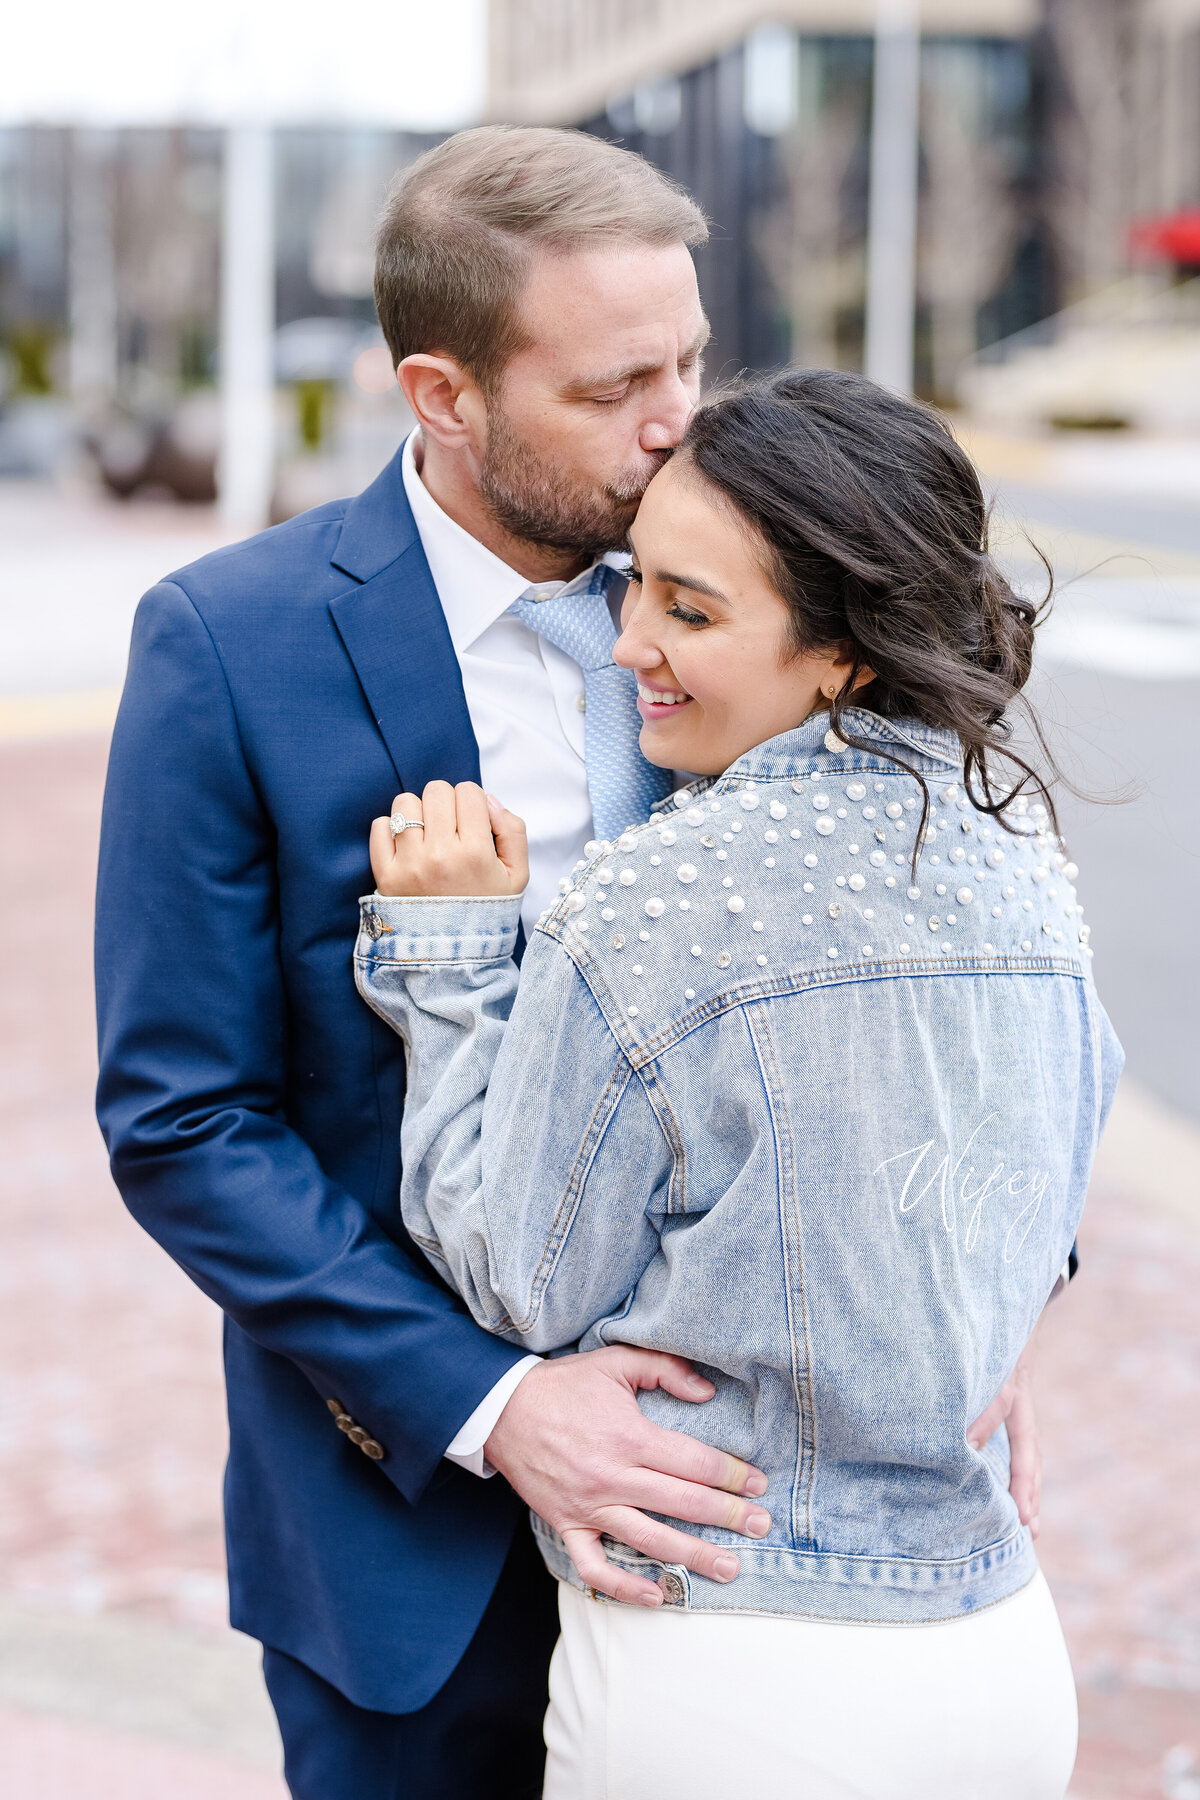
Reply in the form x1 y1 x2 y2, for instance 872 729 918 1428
94 448 530 1711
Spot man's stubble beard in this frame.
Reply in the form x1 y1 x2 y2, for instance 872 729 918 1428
478 406 669 562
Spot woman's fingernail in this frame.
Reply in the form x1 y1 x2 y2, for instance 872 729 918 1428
640 1591 662 1607
714 1555 739 1582
743 1472 767 1497
686 1374 712 1393
747 1511 771 1538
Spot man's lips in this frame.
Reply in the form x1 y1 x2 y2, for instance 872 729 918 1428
635 679 693 719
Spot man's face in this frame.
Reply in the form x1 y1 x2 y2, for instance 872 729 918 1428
478 241 709 560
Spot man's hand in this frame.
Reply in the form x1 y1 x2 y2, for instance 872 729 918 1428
484 1347 771 1607
967 1330 1041 1538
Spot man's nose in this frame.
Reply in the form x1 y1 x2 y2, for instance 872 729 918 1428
639 376 696 453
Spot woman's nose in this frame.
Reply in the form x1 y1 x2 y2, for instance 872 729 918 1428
613 620 662 673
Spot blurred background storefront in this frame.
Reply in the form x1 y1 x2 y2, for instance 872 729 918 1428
5 0 1200 510
2 6 1199 1799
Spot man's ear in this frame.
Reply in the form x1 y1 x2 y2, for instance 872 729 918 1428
398 354 485 451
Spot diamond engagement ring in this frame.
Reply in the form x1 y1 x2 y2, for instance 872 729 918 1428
390 813 425 837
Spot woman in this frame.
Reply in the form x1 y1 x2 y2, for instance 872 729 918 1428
353 371 1121 1798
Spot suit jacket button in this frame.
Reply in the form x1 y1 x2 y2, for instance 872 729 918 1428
361 1439 385 1460
326 1397 346 1416
348 1425 368 1446
334 1413 355 1433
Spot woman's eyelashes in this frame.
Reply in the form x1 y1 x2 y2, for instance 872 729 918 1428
667 601 712 629
626 566 709 627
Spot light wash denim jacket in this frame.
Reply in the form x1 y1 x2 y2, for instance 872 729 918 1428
354 709 1122 1623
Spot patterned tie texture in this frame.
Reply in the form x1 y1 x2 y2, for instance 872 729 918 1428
509 566 673 842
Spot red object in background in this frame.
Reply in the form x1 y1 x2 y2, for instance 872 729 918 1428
1131 209 1200 264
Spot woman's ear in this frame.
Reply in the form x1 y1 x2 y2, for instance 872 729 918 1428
823 654 875 700
815 651 874 703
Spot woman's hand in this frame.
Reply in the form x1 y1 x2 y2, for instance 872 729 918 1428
370 781 529 899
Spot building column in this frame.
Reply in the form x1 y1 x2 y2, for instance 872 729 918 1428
864 0 921 395
68 129 119 423
219 124 276 530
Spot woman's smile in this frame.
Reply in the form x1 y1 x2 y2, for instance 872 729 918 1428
635 678 693 717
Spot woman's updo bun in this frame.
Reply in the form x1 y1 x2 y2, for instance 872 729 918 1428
678 368 1059 842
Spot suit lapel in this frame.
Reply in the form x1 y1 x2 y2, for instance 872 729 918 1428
328 447 481 792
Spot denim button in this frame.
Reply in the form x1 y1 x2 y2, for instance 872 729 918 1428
659 1570 686 1605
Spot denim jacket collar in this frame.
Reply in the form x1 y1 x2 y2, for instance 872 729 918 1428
659 711 965 820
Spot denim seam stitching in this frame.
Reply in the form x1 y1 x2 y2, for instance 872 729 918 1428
633 1061 688 1215
746 1001 817 1550
607 957 1089 1070
516 1059 633 1331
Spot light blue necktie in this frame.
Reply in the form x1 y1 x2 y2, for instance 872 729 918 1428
509 565 673 843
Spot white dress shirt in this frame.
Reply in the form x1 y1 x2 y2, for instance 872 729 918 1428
401 432 621 1474
401 432 626 935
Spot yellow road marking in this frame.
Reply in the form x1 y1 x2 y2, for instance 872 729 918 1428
0 688 121 744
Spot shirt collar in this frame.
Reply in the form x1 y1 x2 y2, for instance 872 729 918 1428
400 431 627 652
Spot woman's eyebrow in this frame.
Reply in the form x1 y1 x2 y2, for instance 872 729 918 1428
657 570 728 602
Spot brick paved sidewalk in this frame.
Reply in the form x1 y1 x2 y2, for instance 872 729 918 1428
1 726 1197 1796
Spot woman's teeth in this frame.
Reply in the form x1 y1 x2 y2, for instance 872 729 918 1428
637 683 691 705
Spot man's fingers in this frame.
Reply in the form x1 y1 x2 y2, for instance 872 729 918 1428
615 1346 716 1404
620 1469 771 1539
562 1528 663 1607
601 1507 744 1585
600 1347 769 1493
638 1418 768 1499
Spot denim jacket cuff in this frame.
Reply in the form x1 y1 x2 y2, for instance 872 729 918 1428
357 894 522 965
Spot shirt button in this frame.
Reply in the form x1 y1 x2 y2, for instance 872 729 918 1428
575 692 587 713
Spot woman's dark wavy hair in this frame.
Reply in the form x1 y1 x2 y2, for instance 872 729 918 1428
678 368 1059 859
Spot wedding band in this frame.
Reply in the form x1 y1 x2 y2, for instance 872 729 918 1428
390 813 425 837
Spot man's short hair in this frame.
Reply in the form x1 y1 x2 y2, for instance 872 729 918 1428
374 125 708 394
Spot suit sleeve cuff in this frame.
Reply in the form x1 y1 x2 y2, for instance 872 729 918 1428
444 1355 542 1479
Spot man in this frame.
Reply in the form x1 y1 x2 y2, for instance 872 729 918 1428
95 125 1041 1797
95 128 772 1800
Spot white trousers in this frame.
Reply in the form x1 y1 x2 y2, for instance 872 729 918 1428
543 1570 1077 1800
